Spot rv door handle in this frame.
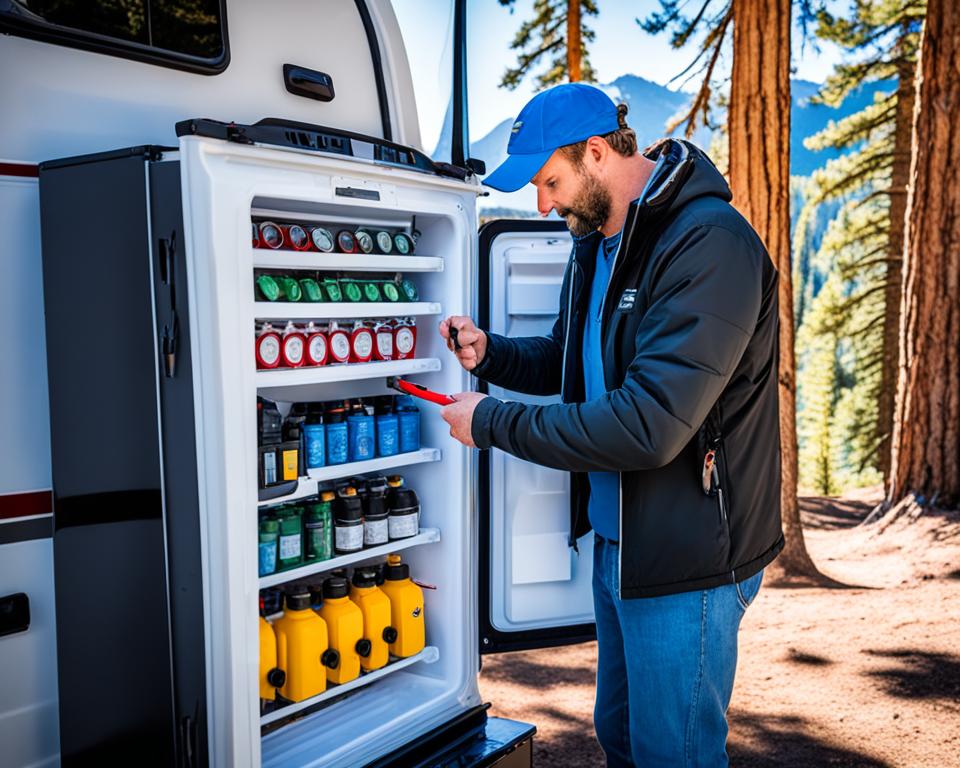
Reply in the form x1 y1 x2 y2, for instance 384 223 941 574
283 64 335 102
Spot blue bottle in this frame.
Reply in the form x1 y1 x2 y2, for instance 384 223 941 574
396 395 420 453
375 397 399 457
325 407 349 466
303 422 325 469
347 402 375 463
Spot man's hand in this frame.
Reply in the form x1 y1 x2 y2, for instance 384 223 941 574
440 391 488 448
439 316 487 372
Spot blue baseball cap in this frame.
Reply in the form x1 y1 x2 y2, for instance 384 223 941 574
483 83 620 192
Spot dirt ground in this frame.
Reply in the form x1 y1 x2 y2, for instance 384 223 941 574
479 488 960 767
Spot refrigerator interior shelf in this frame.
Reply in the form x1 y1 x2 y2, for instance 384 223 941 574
254 301 441 321
259 645 441 728
258 448 442 508
256 357 441 391
258 527 441 590
252 250 444 273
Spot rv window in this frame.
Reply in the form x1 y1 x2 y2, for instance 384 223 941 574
0 0 228 74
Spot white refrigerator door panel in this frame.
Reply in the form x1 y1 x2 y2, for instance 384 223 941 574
178 136 480 767
487 232 595 633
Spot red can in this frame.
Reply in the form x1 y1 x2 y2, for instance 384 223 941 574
258 221 285 250
350 321 375 364
287 224 313 251
255 323 281 369
374 321 394 361
280 321 306 368
304 322 328 366
252 222 260 248
327 321 351 364
394 317 417 360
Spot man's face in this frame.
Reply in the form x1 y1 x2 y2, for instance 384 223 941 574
531 149 612 237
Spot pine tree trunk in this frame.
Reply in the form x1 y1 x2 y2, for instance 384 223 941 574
888 2 960 508
729 0 821 579
567 1 582 82
878 37 916 483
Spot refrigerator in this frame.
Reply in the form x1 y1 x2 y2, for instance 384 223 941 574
37 119 596 767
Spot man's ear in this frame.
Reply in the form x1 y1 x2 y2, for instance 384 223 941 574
585 135 609 167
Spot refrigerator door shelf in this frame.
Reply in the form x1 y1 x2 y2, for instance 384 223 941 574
254 301 440 321
255 357 441 396
260 646 440 728
257 448 443 508
258 527 441 590
252 250 444 273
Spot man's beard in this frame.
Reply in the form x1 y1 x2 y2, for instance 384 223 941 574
557 168 612 237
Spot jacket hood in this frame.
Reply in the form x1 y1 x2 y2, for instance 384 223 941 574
640 138 731 217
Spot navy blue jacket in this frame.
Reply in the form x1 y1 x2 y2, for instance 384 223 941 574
471 140 784 598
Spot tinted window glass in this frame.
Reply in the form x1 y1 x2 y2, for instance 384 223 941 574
0 0 226 71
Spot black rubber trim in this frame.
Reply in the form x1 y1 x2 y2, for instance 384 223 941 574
40 145 172 172
477 218 597 654
364 704 490 768
0 517 52 544
0 1 230 76
353 0 391 141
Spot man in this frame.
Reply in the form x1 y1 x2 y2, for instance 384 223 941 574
440 83 784 767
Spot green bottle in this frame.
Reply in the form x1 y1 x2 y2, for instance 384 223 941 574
299 277 323 302
277 276 302 302
277 507 303 570
256 274 281 302
304 494 334 562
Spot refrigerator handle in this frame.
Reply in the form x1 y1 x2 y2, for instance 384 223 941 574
158 232 179 377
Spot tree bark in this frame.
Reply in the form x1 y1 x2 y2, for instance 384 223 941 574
888 2 960 509
877 33 916 483
567 0 582 82
729 0 821 580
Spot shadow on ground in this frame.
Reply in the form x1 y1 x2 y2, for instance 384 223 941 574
727 713 891 767
863 648 960 705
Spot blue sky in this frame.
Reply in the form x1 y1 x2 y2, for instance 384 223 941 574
393 0 844 153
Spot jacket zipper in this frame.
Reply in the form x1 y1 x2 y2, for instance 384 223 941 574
600 203 641 599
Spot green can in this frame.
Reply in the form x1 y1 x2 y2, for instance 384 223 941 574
399 279 419 302
299 277 323 302
363 282 383 302
322 278 343 302
256 274 281 302
342 280 363 302
382 282 400 302
304 495 334 562
277 506 303 570
277 276 302 302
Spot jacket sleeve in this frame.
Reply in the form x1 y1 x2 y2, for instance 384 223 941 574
470 225 766 471
468 260 570 397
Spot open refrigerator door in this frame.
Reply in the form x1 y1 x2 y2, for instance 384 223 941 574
178 134 482 767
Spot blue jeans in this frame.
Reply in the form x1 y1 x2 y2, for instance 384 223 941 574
592 534 763 767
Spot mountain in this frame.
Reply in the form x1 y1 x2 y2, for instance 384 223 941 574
434 75 895 212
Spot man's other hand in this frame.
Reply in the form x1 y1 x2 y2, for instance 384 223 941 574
440 392 488 448
439 316 487 371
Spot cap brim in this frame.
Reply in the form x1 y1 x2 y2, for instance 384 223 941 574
482 149 554 192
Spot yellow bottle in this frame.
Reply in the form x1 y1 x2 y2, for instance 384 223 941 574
259 598 285 703
349 568 398 672
379 554 425 658
318 576 368 685
273 590 340 702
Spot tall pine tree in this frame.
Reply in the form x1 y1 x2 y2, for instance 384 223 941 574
887 0 960 511
795 0 924 488
498 0 599 90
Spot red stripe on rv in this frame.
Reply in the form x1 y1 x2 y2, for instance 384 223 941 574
0 490 53 521
0 163 40 178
